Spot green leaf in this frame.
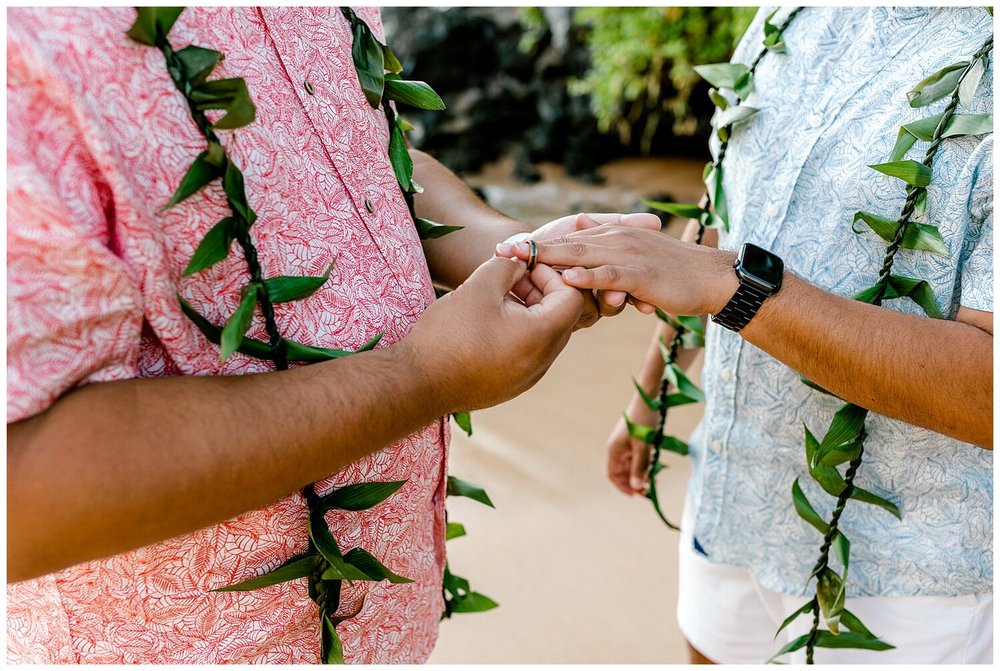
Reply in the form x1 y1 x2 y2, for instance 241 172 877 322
320 480 406 512
733 72 754 100
624 413 656 444
907 62 968 108
350 19 385 107
442 563 470 597
183 217 236 276
384 76 446 110
309 511 369 584
812 403 867 469
854 275 943 319
693 62 749 90
451 591 499 613
762 9 787 53
415 217 464 239
190 78 257 130
868 160 932 187
213 553 318 592
642 200 704 219
813 630 894 651
852 211 947 255
775 598 816 638
959 57 986 110
704 164 727 228
654 308 680 329
663 363 705 403
125 7 184 45
452 411 473 436
676 315 705 337
839 609 878 640
660 435 689 456
645 473 680 530
446 522 467 540
832 531 851 580
175 45 222 86
321 615 344 664
220 284 258 362
382 44 403 74
707 88 729 110
446 475 494 508
890 113 993 161
716 105 760 128
282 333 382 363
850 486 902 520
263 261 335 303
388 118 414 192
222 160 256 225
791 478 829 534
397 116 415 132
913 188 928 217
632 378 662 411
816 568 846 634
340 547 413 584
161 149 223 212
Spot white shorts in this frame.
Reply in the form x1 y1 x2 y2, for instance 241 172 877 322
676 524 993 664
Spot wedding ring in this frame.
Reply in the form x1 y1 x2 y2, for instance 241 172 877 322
526 239 538 271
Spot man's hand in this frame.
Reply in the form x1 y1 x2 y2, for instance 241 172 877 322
406 256 584 412
497 213 663 327
498 223 737 317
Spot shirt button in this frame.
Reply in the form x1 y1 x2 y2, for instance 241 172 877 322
807 114 822 129
765 203 779 219
720 369 733 382
304 80 315 96
710 440 723 453
364 198 375 214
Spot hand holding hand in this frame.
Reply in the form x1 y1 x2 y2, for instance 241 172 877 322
498 213 663 326
500 224 738 317
405 256 584 414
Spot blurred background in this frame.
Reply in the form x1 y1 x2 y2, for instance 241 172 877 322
382 6 757 663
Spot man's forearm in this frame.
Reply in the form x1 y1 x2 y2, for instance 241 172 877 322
7 342 445 582
743 273 993 448
411 148 529 289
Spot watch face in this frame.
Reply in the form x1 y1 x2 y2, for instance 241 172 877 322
738 243 784 292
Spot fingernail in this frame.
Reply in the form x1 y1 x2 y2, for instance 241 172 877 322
563 269 580 282
496 242 512 256
629 476 642 490
513 241 530 255
621 212 654 225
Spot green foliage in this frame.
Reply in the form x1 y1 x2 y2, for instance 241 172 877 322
569 7 757 153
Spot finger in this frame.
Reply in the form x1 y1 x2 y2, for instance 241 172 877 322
526 263 585 331
578 212 663 231
627 295 657 315
574 290 602 330
629 440 652 493
596 289 628 317
506 237 623 270
466 256 527 304
562 265 633 294
608 443 636 496
510 274 537 303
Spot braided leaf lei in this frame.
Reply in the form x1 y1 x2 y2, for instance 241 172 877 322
634 8 993 662
127 7 495 663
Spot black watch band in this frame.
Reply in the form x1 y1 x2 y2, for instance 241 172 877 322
711 282 770 333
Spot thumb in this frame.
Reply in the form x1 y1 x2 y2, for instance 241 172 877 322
465 255 527 301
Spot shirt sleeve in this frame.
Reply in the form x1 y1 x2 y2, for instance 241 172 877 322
7 26 144 423
959 135 993 313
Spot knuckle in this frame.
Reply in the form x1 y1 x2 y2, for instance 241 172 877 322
568 241 587 257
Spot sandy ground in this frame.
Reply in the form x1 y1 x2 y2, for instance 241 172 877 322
428 156 707 663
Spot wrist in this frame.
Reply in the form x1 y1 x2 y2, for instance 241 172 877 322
396 332 456 418
707 248 740 314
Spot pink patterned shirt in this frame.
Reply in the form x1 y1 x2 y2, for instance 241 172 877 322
7 7 448 663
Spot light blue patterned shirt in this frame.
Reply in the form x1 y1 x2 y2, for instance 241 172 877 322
687 7 993 597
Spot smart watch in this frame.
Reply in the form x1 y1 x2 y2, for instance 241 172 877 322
711 243 784 333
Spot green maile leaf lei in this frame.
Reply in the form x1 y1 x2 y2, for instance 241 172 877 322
640 8 992 663
126 6 479 664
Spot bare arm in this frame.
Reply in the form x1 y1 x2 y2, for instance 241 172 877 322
7 257 583 583
503 224 993 449
411 148 529 290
